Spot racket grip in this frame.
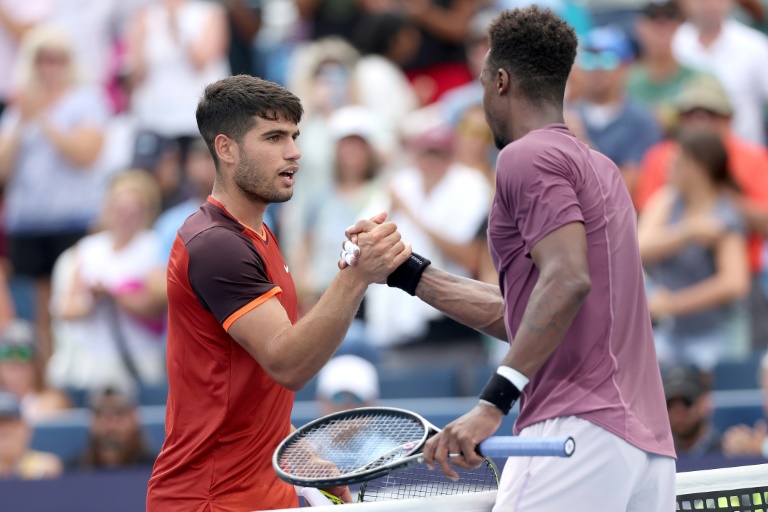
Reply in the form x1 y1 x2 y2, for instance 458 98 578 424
478 436 576 458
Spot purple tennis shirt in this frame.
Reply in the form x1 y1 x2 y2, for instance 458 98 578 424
488 124 674 458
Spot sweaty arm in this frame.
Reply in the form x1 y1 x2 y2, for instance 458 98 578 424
415 267 507 341
197 223 408 391
499 222 591 378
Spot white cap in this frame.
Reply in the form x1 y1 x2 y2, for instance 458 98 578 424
316 355 379 402
328 105 380 143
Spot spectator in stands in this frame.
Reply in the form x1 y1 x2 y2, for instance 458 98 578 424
353 12 420 127
664 365 723 457
673 0 768 145
295 106 389 358
438 8 494 127
316 355 379 416
294 0 377 44
216 0 262 76
722 351 768 458
366 124 490 360
281 37 361 267
0 390 62 479
0 320 69 423
635 75 768 349
627 0 699 134
0 25 109 362
571 26 662 199
48 171 165 393
154 138 218 266
125 0 230 161
79 386 156 469
400 0 477 106
639 131 750 371
0 1 51 117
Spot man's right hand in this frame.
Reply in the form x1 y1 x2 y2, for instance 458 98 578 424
338 211 389 270
348 219 411 285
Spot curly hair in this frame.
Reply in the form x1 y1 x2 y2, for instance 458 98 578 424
196 75 304 167
487 6 577 104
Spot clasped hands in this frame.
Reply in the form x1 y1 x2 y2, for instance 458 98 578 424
336 211 411 283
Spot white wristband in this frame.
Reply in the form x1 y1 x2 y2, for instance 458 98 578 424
497 366 529 391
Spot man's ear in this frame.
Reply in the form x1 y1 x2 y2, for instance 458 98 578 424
497 68 510 96
214 134 237 166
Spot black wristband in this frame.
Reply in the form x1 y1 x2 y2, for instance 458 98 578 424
387 252 431 296
479 373 522 415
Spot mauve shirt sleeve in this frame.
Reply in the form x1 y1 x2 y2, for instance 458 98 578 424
186 227 279 325
497 138 585 256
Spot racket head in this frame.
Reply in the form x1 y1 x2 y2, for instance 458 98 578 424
357 457 500 502
273 407 434 488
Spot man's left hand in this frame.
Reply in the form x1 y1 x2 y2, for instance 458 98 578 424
422 402 503 481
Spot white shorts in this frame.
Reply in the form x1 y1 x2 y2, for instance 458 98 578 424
493 416 676 512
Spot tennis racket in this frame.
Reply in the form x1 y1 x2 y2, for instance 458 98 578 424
357 454 500 502
273 407 575 488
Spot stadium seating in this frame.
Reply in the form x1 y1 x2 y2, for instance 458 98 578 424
712 358 762 391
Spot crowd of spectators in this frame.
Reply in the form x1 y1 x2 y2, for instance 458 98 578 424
1 0 768 477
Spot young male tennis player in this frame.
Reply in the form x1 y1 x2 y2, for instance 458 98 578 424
146 75 410 512
343 7 676 510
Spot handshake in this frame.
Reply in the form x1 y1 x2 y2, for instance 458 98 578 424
336 211 431 296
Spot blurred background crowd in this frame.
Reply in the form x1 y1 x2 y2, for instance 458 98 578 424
2 0 768 482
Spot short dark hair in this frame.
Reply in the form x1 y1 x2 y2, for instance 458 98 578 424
196 75 304 167
487 7 577 104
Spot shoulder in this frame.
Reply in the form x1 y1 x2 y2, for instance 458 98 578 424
497 128 582 180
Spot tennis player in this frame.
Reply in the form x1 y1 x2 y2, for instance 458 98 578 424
342 7 676 510
146 75 411 512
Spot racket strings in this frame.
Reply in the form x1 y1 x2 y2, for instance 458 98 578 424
359 459 500 502
278 411 426 479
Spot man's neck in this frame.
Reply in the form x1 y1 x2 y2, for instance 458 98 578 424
698 22 724 48
210 182 267 233
508 103 564 143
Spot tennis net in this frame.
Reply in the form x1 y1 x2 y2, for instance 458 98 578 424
676 463 768 511
271 463 768 511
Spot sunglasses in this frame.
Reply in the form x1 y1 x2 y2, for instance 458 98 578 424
36 51 69 65
577 51 622 71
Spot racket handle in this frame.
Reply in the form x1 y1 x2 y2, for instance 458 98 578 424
478 436 575 458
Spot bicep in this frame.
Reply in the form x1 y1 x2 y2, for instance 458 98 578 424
227 296 293 364
530 222 589 279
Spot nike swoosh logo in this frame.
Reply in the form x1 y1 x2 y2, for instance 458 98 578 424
284 264 290 273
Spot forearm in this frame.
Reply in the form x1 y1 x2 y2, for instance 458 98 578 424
664 277 748 317
0 130 22 182
42 125 103 168
113 291 167 319
415 266 507 340
501 272 590 378
639 226 691 264
268 271 368 390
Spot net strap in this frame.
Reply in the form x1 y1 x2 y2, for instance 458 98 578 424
273 490 498 512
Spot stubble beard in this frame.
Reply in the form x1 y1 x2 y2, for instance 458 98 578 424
234 152 293 205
